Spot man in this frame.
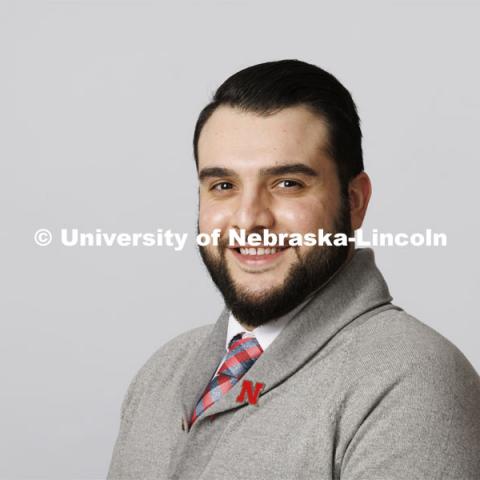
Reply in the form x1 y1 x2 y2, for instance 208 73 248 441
108 60 480 479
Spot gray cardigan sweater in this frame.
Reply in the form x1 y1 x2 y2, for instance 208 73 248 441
108 248 480 479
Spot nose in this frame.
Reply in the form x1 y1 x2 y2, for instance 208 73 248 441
230 187 275 234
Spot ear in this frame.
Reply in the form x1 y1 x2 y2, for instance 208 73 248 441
348 172 372 231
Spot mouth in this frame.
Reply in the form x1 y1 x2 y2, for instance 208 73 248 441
228 245 291 268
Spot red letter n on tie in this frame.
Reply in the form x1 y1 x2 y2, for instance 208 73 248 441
236 380 265 406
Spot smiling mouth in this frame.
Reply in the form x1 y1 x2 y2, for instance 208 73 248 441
235 246 289 256
227 245 291 267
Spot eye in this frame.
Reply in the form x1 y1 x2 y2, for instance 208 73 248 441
211 181 234 191
276 179 303 189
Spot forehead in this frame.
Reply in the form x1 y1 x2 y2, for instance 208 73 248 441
197 105 331 170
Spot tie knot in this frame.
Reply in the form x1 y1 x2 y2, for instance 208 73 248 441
220 332 263 379
227 332 244 350
227 331 259 351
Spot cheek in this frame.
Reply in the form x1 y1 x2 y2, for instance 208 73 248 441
199 202 231 233
275 198 335 233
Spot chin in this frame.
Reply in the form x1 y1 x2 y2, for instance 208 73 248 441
229 273 286 297
235 285 273 301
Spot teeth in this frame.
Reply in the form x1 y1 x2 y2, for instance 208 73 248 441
239 247 278 256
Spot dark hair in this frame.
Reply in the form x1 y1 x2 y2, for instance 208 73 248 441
193 59 363 192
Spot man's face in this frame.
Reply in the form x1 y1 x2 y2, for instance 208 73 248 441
197 105 352 328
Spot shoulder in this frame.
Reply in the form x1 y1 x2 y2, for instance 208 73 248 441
350 307 474 370
343 306 480 411
135 323 213 386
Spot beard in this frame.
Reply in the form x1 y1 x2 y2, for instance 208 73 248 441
198 195 353 328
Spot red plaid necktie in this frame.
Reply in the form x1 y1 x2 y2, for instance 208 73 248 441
190 332 263 426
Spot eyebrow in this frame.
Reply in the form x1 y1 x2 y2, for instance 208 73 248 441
198 167 236 182
260 163 319 177
198 163 319 181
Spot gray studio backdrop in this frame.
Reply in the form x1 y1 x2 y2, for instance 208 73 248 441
1 0 479 478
